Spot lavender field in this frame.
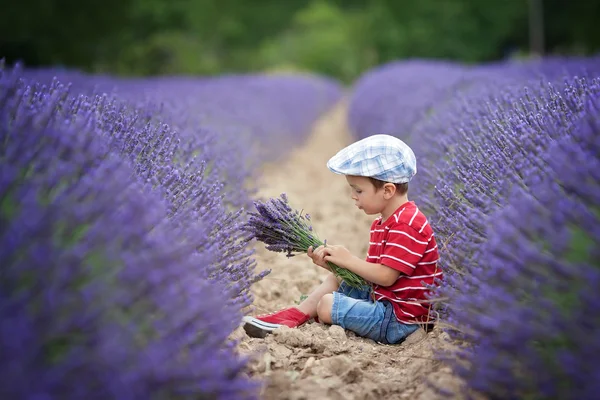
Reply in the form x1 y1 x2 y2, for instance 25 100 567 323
348 56 600 399
2 51 599 400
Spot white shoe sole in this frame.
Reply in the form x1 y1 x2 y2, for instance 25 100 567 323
242 316 282 338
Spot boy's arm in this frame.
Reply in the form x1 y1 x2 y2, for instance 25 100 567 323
343 256 401 287
321 245 401 286
322 222 430 286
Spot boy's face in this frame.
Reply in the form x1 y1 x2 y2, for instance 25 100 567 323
345 175 387 215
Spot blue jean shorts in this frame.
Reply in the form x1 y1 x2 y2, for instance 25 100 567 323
331 281 419 344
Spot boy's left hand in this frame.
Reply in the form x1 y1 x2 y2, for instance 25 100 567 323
323 245 354 267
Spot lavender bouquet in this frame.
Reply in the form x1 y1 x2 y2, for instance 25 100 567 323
242 193 367 289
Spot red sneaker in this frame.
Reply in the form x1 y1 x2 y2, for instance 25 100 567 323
242 307 311 338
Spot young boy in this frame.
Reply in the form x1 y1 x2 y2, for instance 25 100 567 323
242 134 441 344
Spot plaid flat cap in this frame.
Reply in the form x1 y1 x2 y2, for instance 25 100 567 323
326 134 417 183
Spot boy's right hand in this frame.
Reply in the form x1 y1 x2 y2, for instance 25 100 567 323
307 245 331 271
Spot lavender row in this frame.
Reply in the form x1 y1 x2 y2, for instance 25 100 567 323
1 62 342 399
347 56 600 141
20 67 343 209
346 57 600 398
347 59 468 139
408 57 600 275
0 68 254 398
444 92 600 398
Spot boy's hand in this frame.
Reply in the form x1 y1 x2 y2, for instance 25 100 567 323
307 245 332 271
322 245 354 267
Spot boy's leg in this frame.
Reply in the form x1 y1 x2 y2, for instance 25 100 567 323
315 293 334 324
328 292 419 344
317 280 372 325
242 273 340 338
296 273 341 317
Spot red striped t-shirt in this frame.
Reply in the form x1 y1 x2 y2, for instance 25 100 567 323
367 201 442 324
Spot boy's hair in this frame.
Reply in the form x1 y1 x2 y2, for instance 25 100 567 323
368 177 409 195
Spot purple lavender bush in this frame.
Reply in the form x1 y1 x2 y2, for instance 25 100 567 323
347 56 600 142
407 58 600 276
347 59 471 140
1 56 344 398
0 66 259 398
346 56 600 398
8 65 261 311
19 67 343 210
443 83 600 399
113 74 343 208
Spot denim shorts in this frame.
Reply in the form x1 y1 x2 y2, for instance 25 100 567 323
331 281 419 344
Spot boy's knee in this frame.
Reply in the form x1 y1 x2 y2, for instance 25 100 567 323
325 272 340 285
317 293 334 324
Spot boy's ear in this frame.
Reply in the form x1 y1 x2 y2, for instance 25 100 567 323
383 182 396 199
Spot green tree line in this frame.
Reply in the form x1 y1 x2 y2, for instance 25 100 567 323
2 0 599 82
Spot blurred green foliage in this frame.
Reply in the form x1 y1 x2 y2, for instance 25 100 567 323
2 0 600 82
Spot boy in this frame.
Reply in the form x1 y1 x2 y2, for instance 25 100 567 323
242 134 441 344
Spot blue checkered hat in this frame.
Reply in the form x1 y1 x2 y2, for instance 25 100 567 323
326 134 417 183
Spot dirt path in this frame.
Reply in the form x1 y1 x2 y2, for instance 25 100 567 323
233 100 464 400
